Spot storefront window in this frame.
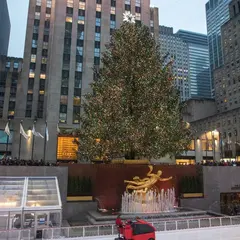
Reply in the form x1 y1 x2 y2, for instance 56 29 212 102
201 132 213 151
188 140 195 150
176 159 195 165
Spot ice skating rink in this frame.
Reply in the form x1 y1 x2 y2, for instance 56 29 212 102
57 225 240 240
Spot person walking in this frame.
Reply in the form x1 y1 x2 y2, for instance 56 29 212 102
116 215 123 238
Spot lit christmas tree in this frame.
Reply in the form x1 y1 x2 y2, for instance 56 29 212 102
78 19 191 161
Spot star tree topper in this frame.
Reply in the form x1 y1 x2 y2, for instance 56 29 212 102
123 12 136 23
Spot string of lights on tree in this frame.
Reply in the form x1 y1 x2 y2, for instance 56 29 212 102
77 13 191 161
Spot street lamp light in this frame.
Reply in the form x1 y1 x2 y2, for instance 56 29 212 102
205 131 208 161
211 130 217 161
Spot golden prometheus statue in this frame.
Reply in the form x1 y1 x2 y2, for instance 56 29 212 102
124 165 172 193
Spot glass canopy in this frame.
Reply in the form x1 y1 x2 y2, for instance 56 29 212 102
0 177 62 211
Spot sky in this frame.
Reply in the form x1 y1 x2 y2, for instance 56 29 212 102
6 0 209 58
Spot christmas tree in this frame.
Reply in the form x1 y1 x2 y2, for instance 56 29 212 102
78 18 191 161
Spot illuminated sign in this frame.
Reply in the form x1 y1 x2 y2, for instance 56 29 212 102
57 137 78 160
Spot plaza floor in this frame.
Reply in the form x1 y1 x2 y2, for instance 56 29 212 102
52 225 240 240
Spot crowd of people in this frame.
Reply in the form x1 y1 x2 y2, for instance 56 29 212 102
0 157 240 167
0 157 59 166
200 160 240 166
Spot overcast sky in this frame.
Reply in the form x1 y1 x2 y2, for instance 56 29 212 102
7 0 209 58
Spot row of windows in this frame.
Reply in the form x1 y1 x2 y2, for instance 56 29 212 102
26 1 52 119
0 70 20 119
60 3 83 124
60 7 73 123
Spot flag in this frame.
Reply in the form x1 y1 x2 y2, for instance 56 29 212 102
4 122 10 136
57 124 60 133
32 124 44 138
46 123 49 142
20 123 30 139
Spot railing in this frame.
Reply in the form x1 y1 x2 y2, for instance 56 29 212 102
42 216 240 239
0 229 31 240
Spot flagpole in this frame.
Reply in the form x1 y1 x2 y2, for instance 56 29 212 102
220 132 223 159
205 131 208 161
43 121 47 163
5 119 10 155
18 120 23 159
31 121 36 161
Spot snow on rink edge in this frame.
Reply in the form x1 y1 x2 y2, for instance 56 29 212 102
47 225 240 240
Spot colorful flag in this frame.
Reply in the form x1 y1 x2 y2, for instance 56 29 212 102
4 122 10 136
20 123 30 139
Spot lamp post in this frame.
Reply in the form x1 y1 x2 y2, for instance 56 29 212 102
220 132 224 160
18 120 23 160
212 131 215 161
43 121 47 163
205 131 208 162
234 130 238 161
212 130 216 161
228 132 232 161
196 137 200 163
31 121 36 161
5 119 10 155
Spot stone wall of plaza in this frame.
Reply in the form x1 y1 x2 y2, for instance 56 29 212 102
65 164 199 210
2 165 240 216
0 164 198 216
181 167 240 213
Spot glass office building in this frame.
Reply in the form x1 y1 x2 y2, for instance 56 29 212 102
205 0 231 92
176 30 212 99
159 26 190 102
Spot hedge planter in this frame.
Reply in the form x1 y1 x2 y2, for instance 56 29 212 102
68 176 92 197
179 176 203 194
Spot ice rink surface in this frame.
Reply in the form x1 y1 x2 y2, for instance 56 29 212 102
58 225 240 240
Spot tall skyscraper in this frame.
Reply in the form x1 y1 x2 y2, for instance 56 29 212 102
214 0 240 113
0 0 11 56
205 0 231 93
13 0 159 161
159 26 189 102
176 30 212 100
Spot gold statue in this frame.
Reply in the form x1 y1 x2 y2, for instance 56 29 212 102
124 165 172 193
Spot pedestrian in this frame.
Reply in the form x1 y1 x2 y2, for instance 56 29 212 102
116 215 123 238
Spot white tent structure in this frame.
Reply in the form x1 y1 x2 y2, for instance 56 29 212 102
0 177 62 238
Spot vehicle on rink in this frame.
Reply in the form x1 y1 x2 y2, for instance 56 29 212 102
115 218 155 240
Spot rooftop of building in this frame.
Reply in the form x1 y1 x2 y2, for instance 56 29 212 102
0 55 23 61
205 0 231 12
176 30 208 46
